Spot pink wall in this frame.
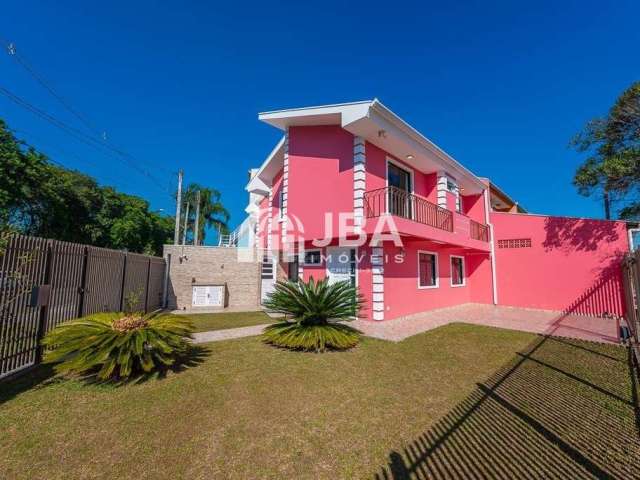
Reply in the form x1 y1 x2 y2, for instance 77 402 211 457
382 240 492 320
287 126 354 241
462 193 485 223
365 142 438 202
298 243 374 321
492 212 628 316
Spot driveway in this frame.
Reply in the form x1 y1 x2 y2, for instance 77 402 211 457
353 303 620 343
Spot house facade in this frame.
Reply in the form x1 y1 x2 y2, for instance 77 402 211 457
243 100 630 322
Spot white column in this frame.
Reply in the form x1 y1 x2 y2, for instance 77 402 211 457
281 130 289 244
436 171 448 209
371 243 384 320
353 136 366 231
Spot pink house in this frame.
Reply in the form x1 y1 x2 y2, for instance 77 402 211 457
245 100 631 322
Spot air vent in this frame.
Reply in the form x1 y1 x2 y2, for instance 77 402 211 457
498 238 532 249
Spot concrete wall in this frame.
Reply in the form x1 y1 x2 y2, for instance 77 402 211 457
163 245 262 312
491 212 629 316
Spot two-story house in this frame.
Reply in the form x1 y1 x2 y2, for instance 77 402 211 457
243 100 629 322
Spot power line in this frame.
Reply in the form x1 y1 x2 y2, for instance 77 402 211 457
1 37 174 177
7 42 100 136
0 83 171 193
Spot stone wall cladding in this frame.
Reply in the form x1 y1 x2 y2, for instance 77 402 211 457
163 245 262 312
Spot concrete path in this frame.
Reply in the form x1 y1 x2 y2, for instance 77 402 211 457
352 304 620 344
192 324 268 344
191 304 620 345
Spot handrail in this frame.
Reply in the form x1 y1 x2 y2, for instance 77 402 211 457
470 219 489 242
364 186 454 232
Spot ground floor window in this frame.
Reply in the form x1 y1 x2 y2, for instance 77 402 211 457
451 255 465 286
418 251 438 288
304 249 322 265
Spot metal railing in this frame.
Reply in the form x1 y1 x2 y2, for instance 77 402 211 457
364 186 454 232
470 219 490 242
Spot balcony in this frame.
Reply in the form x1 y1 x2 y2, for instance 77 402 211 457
363 186 489 245
364 186 453 232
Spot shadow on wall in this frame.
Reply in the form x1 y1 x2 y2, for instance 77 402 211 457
543 216 620 253
375 326 640 479
558 260 625 318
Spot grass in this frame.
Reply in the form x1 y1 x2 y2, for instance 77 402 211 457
169 310 274 332
1 323 639 479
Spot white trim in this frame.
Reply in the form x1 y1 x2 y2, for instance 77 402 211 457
484 189 498 305
450 255 466 287
417 250 439 289
303 248 322 266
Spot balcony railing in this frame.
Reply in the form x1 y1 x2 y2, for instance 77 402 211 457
364 186 453 232
470 219 489 242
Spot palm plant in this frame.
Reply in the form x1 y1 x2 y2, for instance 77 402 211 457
262 278 364 352
41 312 194 380
182 183 230 245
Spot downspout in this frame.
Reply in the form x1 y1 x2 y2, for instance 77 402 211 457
483 188 498 305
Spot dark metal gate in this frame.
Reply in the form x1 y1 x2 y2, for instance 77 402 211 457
622 249 640 365
0 235 166 379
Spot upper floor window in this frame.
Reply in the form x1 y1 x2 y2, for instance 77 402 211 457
450 256 465 286
418 251 438 288
446 177 462 213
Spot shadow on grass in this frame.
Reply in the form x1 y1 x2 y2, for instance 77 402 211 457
0 363 58 406
376 333 640 479
0 345 211 395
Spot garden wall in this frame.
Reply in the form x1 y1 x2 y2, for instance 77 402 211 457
163 245 262 312
491 212 629 317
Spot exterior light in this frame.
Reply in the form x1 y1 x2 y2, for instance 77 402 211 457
406 154 414 160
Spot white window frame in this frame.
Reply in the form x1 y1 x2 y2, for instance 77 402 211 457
303 249 323 266
417 250 439 289
450 255 466 287
386 157 415 194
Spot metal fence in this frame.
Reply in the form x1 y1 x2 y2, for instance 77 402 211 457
622 249 640 366
0 235 166 379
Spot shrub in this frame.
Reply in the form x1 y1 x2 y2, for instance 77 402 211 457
42 312 194 380
262 278 364 352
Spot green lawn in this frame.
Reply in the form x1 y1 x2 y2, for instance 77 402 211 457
171 310 274 332
1 323 638 479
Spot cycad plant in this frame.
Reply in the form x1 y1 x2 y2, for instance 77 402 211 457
262 278 364 352
41 312 194 380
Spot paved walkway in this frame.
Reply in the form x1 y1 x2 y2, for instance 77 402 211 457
352 303 620 344
191 304 620 345
192 324 268 344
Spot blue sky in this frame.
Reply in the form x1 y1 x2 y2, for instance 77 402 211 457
2 1 638 244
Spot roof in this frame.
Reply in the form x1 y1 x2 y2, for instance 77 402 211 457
250 99 487 195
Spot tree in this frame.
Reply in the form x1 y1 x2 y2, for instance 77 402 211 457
571 81 640 220
0 118 174 255
181 183 230 245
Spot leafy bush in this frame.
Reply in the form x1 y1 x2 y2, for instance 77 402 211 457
262 278 364 352
42 312 194 380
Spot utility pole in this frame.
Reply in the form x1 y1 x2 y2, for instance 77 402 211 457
194 190 201 246
182 202 190 245
603 188 611 220
174 169 183 244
